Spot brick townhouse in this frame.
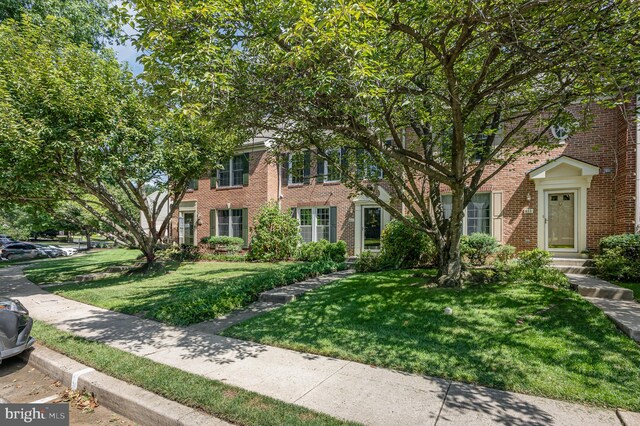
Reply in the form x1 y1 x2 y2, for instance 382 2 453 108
171 100 639 256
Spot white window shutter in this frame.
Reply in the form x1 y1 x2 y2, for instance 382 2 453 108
491 192 503 242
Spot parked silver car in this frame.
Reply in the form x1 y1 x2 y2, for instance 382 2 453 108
0 243 40 260
0 297 35 364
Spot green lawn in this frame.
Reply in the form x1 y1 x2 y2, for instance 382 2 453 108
25 249 342 325
25 249 140 283
615 281 640 301
31 321 352 426
224 269 640 411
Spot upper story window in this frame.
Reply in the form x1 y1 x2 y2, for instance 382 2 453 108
288 151 310 185
186 179 199 191
317 149 342 183
218 154 249 187
441 193 491 235
355 149 383 180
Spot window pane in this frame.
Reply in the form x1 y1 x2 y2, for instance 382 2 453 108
290 153 305 184
326 150 341 181
217 210 230 236
316 207 330 241
466 193 491 234
441 195 452 219
218 161 230 187
231 209 243 238
232 155 244 186
299 208 312 242
299 208 312 225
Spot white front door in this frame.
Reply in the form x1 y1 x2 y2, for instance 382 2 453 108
545 191 577 252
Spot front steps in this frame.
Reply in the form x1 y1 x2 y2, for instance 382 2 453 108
551 257 595 275
567 274 635 301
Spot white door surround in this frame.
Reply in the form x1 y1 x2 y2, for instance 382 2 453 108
529 156 599 254
178 201 197 245
353 186 391 256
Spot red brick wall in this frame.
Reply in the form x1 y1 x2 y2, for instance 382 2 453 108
172 103 636 254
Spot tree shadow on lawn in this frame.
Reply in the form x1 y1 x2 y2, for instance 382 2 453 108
52 263 291 325
226 270 640 411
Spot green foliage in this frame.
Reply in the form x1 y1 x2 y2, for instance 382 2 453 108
298 240 347 263
596 234 640 281
495 244 516 263
380 219 435 268
156 244 201 262
460 233 499 266
354 250 389 273
200 253 247 262
205 236 244 253
248 202 301 261
0 0 113 47
512 249 567 288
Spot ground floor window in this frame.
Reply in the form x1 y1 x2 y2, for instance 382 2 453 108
294 207 332 243
218 209 244 238
442 193 491 235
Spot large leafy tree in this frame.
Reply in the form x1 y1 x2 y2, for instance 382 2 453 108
0 16 239 264
127 0 639 285
0 0 113 46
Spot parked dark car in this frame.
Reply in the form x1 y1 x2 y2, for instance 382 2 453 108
0 297 35 364
0 243 40 260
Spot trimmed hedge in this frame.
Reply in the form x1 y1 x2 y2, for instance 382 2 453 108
298 240 347 263
596 234 640 281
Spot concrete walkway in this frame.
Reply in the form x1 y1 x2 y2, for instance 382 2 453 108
567 274 640 343
0 266 626 426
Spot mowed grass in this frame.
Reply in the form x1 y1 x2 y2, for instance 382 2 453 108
25 249 139 283
224 269 640 411
31 321 353 426
25 249 341 325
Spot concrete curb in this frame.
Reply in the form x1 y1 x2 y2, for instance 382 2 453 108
19 344 230 426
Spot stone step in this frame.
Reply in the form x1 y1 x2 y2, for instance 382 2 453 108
551 258 594 267
567 274 634 300
586 298 640 342
553 265 596 274
259 269 355 304
74 272 116 282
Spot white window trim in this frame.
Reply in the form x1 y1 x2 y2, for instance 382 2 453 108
296 206 330 242
217 155 243 187
217 208 243 238
442 192 492 236
323 149 341 183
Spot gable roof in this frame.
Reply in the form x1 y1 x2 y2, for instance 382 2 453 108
528 155 600 180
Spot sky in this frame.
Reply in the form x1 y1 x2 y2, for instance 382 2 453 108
108 1 143 75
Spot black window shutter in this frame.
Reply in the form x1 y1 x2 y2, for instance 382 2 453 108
209 209 216 237
329 206 337 243
303 151 311 184
210 171 217 189
290 207 297 219
193 179 199 190
242 153 250 186
242 208 249 247
316 153 325 184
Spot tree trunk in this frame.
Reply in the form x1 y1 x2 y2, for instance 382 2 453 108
435 189 466 288
84 229 91 252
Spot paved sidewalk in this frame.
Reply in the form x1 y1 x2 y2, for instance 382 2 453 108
0 266 624 426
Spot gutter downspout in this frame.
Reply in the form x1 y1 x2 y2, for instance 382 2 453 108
635 94 640 233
